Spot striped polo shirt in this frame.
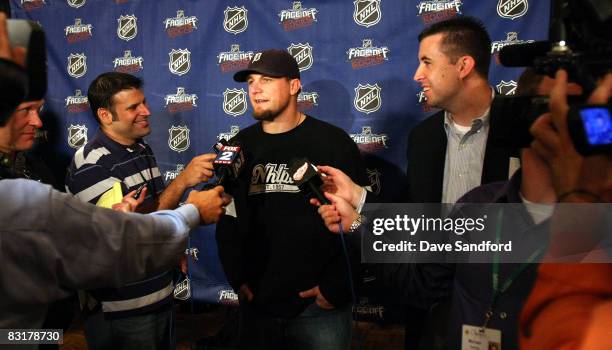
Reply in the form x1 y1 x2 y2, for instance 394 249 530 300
65 129 173 318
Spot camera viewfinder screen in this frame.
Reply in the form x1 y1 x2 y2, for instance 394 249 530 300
580 107 612 146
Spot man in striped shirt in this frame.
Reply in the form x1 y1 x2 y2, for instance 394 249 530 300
65 72 215 350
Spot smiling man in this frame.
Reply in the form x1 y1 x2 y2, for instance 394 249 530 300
65 72 216 350
216 49 367 349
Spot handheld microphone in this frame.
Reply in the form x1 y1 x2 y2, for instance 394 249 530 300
210 140 244 186
288 158 329 205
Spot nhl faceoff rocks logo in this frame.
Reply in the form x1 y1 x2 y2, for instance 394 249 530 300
354 84 382 114
218 290 239 306
65 89 89 113
350 126 389 152
223 88 247 117
496 80 517 96
67 53 87 78
497 0 528 20
66 0 85 8
347 39 390 70
67 124 88 149
164 164 184 182
218 44 254 74
218 126 240 142
168 126 190 153
353 0 381 28
491 32 534 64
288 43 313 72
113 50 143 73
168 49 191 76
21 0 46 11
416 90 434 113
65 18 92 43
223 6 248 34
279 1 318 32
366 168 382 195
117 14 137 41
416 0 462 25
297 91 319 111
165 10 198 38
165 87 198 114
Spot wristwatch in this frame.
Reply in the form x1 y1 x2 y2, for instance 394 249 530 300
348 214 363 233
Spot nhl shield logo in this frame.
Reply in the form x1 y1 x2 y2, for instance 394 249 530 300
67 53 87 78
173 277 191 300
353 0 381 28
223 88 247 116
223 6 248 34
117 14 137 41
168 125 190 152
354 84 382 114
497 0 528 20
288 43 313 72
496 80 517 96
169 49 191 76
67 0 85 8
67 124 88 149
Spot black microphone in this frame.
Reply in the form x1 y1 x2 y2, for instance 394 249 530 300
210 140 244 186
288 158 329 205
499 41 551 67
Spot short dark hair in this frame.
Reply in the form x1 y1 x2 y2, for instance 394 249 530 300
87 72 142 123
418 16 492 78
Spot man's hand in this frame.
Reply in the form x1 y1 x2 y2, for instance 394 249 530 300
299 285 334 309
0 13 26 66
239 283 254 302
530 70 612 202
112 187 147 213
186 186 232 224
175 153 216 189
312 192 360 233
316 165 363 208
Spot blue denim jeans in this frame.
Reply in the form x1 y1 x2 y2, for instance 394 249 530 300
84 308 174 350
240 302 352 350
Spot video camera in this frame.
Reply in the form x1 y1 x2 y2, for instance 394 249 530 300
490 0 611 155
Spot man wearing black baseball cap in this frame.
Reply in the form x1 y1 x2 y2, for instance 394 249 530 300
216 49 367 349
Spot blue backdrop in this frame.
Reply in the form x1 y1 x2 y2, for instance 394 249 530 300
13 0 549 318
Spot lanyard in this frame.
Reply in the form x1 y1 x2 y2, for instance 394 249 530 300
482 207 544 329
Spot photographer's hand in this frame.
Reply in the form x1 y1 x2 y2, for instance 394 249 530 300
530 70 612 202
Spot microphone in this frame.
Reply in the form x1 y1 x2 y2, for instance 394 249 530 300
288 158 329 205
499 41 550 67
210 140 245 186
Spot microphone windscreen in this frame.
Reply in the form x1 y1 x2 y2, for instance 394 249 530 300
499 41 550 67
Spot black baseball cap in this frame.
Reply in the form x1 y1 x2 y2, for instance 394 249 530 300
233 49 300 82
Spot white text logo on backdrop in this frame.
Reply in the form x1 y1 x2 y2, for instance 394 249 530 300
21 0 46 12
353 0 381 28
416 90 434 112
223 88 247 117
347 39 390 70
497 0 528 20
165 87 198 114
496 80 517 96
218 44 254 74
168 126 190 153
113 50 143 73
169 49 191 76
164 164 184 182
117 14 137 41
65 89 89 114
223 6 248 34
67 0 85 9
416 0 462 25
218 290 239 305
491 32 535 64
65 18 92 43
366 168 382 195
67 124 88 149
279 1 318 32
288 43 313 72
297 91 319 111
67 53 87 78
218 126 240 142
350 126 389 151
165 10 198 38
354 84 382 114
